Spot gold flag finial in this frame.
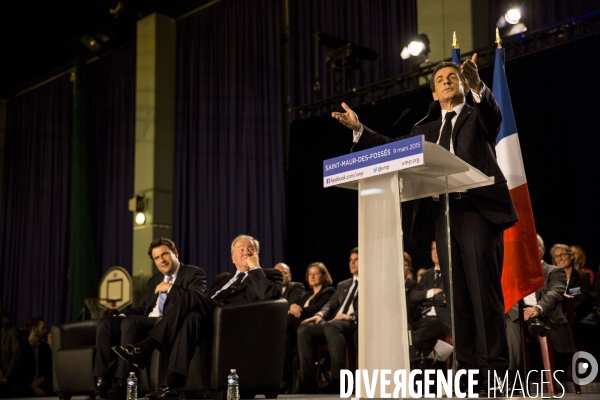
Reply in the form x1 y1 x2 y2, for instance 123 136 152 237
452 31 459 48
495 27 502 48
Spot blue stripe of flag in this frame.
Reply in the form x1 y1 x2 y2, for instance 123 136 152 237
452 48 461 65
492 48 518 144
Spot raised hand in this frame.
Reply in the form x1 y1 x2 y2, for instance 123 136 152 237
461 53 482 93
332 102 361 131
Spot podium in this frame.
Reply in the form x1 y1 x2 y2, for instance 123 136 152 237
323 135 494 395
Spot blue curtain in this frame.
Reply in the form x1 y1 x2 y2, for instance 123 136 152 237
289 0 418 107
87 43 136 277
173 0 285 282
1 75 72 327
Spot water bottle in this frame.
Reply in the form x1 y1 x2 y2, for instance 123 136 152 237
227 369 240 400
126 372 138 400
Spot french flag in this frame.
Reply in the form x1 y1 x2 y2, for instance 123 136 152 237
492 47 545 312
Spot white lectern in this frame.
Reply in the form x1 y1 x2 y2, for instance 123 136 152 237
323 135 494 396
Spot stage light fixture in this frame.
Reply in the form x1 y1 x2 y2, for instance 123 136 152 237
400 34 430 60
505 8 521 24
129 195 146 225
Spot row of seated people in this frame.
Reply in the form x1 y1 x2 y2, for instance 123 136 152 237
277 248 359 394
401 234 600 386
88 235 283 400
0 313 53 398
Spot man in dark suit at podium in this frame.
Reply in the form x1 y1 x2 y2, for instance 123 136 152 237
113 235 282 399
91 238 206 400
332 55 518 389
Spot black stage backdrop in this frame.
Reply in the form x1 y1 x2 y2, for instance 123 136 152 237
1 75 72 327
87 44 135 277
173 0 285 282
286 33 600 286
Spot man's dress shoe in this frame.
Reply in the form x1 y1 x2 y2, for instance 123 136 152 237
112 344 151 369
144 386 180 400
86 384 109 400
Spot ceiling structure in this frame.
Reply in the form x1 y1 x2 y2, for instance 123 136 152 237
0 0 215 98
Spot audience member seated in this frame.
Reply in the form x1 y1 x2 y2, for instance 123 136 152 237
275 262 305 306
91 237 207 400
113 234 282 400
403 252 415 281
282 262 335 392
403 252 419 327
297 248 359 394
578 270 600 358
1 308 22 398
571 245 595 286
551 243 592 328
505 234 576 380
407 241 451 357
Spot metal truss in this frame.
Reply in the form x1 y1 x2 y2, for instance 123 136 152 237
290 11 600 117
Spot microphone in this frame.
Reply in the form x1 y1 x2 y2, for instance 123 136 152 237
350 108 413 153
410 101 439 136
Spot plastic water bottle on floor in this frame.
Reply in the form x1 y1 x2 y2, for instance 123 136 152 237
126 372 138 400
227 369 240 400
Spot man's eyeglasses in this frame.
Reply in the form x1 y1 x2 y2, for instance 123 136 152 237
552 252 570 260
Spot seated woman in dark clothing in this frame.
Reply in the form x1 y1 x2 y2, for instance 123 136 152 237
282 262 335 392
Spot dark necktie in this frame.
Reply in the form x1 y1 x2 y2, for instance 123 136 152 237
212 272 246 301
439 111 456 151
341 280 358 314
158 275 173 316
434 270 442 288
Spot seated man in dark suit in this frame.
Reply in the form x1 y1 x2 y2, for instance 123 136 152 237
114 234 282 399
91 237 207 400
505 234 576 376
275 262 305 306
297 247 359 394
407 242 451 357
403 252 419 327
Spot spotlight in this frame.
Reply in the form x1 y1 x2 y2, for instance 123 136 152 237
505 8 521 24
400 34 430 60
135 212 146 226
129 195 147 225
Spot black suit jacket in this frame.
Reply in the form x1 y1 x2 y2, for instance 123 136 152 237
297 286 335 320
408 268 449 322
282 281 306 306
356 86 518 233
123 263 207 317
207 267 282 304
15 338 53 395
565 268 592 323
507 262 575 353
318 277 358 323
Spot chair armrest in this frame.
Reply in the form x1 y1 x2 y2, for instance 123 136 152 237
52 320 101 350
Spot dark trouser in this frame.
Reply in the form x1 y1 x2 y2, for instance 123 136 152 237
94 315 156 380
284 314 304 386
297 319 357 382
435 196 507 376
148 289 219 378
412 314 452 356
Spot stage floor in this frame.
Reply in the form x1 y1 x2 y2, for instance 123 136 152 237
6 383 600 400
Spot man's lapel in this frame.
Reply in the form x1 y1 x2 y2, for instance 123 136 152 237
451 104 473 148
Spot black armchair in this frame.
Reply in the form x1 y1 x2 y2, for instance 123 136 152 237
51 320 99 400
51 319 153 399
151 299 288 400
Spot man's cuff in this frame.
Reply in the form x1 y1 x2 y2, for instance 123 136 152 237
534 304 543 315
426 289 434 299
470 82 486 103
316 312 324 319
352 124 364 143
249 266 261 271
